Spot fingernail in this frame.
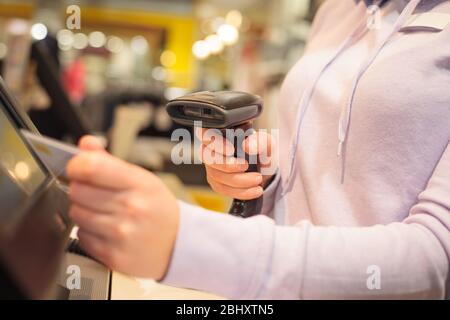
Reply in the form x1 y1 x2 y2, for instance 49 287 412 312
255 174 263 184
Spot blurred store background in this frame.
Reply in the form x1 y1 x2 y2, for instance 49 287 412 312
0 0 324 211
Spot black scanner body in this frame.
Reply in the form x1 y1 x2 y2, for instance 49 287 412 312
166 91 264 218
166 91 263 129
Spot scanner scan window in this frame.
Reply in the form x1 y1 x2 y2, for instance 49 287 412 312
0 102 46 217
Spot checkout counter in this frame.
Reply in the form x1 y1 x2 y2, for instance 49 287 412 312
60 252 223 300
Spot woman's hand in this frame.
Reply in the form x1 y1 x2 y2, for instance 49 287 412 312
196 128 276 200
67 136 179 279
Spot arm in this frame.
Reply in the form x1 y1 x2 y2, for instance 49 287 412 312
162 143 450 299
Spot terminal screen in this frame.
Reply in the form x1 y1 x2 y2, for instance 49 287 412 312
0 102 47 219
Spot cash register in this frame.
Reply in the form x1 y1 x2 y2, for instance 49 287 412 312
0 78 110 299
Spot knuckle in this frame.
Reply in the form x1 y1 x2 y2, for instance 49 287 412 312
113 223 130 240
121 194 146 217
122 196 139 216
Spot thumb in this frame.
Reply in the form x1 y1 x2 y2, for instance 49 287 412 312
243 131 273 156
78 135 106 151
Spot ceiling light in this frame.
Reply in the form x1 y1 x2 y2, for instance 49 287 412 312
89 31 106 48
192 40 210 60
31 23 48 40
73 33 88 50
205 34 223 54
217 24 239 45
57 29 74 46
160 50 177 67
226 10 243 29
131 36 149 55
106 36 124 53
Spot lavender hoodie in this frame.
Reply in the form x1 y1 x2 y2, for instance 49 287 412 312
162 0 450 299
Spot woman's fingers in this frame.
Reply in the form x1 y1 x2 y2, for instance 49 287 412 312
67 151 150 190
196 127 276 198
77 229 112 264
243 131 273 155
69 182 124 213
70 204 118 240
195 127 235 156
78 135 105 151
243 131 274 169
199 144 248 173
206 166 262 188
197 128 274 166
208 180 263 200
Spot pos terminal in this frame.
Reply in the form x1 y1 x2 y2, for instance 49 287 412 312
0 78 111 300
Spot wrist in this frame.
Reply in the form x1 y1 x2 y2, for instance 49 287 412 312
155 197 180 280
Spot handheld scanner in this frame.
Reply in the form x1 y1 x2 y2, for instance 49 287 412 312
166 91 263 128
166 91 264 218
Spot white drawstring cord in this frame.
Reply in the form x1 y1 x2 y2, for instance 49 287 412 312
283 0 422 195
337 0 421 183
282 10 370 195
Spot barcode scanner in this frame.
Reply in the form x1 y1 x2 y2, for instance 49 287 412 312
166 91 264 218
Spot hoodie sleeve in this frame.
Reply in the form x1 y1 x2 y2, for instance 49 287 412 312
161 143 449 299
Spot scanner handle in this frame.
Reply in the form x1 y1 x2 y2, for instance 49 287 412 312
225 123 263 218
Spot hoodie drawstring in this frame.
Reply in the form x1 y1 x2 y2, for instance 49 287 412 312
282 0 421 195
282 13 370 195
337 0 421 183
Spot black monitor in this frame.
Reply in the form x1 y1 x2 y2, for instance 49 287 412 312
0 77 72 299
